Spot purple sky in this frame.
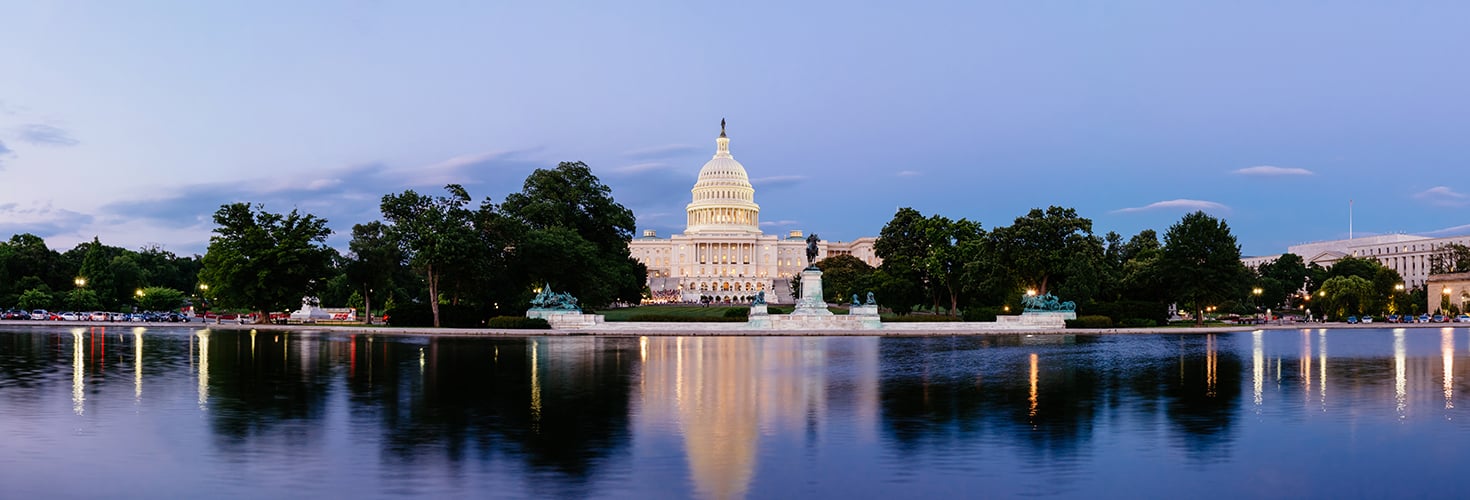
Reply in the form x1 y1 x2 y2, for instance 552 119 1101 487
3 2 1468 257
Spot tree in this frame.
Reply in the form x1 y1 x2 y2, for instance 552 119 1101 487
64 288 102 311
1429 243 1470 274
987 206 1100 298
197 203 334 322
380 185 484 327
17 288 53 311
1159 211 1250 327
1255 253 1309 309
136 286 186 312
1318 275 1373 319
919 215 984 315
345 221 405 324
816 254 875 304
501 162 644 308
873 208 931 315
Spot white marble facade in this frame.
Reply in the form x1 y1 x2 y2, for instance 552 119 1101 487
629 122 879 304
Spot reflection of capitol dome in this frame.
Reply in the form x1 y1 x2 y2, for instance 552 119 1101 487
685 120 760 235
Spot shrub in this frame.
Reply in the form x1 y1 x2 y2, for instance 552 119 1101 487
722 307 749 318
487 316 551 329
882 314 961 323
1080 300 1168 325
385 303 488 328
961 306 1002 322
1118 318 1157 328
1065 315 1114 329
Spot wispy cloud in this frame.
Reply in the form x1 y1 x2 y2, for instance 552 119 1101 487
760 220 800 227
1413 186 1470 207
1232 165 1314 176
0 201 96 237
896 170 921 177
1112 199 1230 214
751 175 807 188
17 124 79 146
0 139 11 168
623 144 701 160
611 162 674 174
1423 223 1470 237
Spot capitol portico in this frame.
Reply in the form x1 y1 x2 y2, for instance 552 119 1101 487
628 122 879 304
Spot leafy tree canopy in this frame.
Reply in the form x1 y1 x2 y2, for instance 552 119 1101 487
198 203 334 320
1159 211 1250 326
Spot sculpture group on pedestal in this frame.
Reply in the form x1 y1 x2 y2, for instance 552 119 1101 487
1021 292 1075 312
529 284 580 311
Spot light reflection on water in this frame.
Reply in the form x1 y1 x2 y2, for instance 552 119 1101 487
4 326 1470 498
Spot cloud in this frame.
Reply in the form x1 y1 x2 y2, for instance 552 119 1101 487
1423 223 1470 237
760 220 800 227
610 162 674 174
1232 165 1314 176
896 170 921 177
1413 186 1470 207
0 201 96 237
622 144 701 160
1112 199 1230 214
17 124 79 146
751 175 807 188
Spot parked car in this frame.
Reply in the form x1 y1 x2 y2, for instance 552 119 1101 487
58 312 81 321
1346 316 1359 324
1387 314 1401 323
109 312 128 322
1420 314 1431 323
1 309 28 320
1360 316 1374 324
30 309 49 320
89 311 108 321
1433 314 1447 323
1457 314 1470 323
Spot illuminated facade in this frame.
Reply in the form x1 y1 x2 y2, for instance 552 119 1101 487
1243 233 1470 290
628 122 879 304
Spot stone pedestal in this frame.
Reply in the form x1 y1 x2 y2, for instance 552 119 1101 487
747 303 771 328
791 268 832 316
526 309 605 329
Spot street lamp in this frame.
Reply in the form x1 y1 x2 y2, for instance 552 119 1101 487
1252 287 1263 315
74 277 86 288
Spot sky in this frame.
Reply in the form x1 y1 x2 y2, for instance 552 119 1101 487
3 1 1469 258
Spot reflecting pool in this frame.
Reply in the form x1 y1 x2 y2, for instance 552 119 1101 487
3 326 1470 498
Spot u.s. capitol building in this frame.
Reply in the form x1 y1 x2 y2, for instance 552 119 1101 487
628 122 879 304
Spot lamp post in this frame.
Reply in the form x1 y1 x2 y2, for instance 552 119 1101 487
74 277 86 288
1251 287 1263 316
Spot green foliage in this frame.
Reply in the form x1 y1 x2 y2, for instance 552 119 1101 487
1430 243 1470 274
1159 211 1250 326
385 303 487 328
137 286 186 311
1119 318 1157 327
961 306 1002 322
987 206 1099 297
1255 253 1309 309
722 307 749 318
873 208 931 315
198 203 335 320
64 288 101 311
1080 300 1169 324
501 162 645 308
1065 315 1114 329
1319 275 1374 319
816 254 875 303
381 185 488 327
881 314 961 322
487 316 551 329
18 288 53 311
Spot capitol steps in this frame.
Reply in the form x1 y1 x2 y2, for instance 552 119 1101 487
771 279 795 304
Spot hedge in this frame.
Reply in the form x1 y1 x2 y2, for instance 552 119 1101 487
487 316 551 329
1065 315 1114 329
1078 300 1168 325
385 303 489 328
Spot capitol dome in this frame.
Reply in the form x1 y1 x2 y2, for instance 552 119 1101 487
686 120 761 234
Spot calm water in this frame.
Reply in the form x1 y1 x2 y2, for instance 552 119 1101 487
3 325 1469 499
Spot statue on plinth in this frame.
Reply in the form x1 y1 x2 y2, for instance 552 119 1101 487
865 292 876 305
805 233 820 268
529 283 580 311
753 291 766 305
1021 292 1075 312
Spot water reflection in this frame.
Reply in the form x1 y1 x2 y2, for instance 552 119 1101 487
6 328 1470 498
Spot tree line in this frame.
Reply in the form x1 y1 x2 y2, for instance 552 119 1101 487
816 207 1470 325
2 161 645 326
